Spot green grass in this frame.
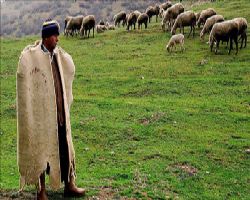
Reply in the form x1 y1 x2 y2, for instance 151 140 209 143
1 0 250 199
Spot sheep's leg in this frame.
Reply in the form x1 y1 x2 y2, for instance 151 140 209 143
210 37 214 52
93 27 94 38
134 23 136 30
234 36 238 55
188 26 192 38
181 39 185 52
193 25 195 38
215 40 219 54
239 35 243 49
244 34 247 48
228 37 233 54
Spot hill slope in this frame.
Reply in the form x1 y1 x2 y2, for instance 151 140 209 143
1 0 250 199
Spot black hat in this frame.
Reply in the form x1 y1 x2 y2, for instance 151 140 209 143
42 20 60 39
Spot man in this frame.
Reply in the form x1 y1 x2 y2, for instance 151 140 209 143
17 19 85 200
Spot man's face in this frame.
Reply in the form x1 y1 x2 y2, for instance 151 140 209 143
45 34 59 51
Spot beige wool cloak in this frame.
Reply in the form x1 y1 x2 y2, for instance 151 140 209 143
17 40 76 190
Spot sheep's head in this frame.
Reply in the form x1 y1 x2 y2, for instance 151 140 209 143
166 45 170 52
200 31 204 40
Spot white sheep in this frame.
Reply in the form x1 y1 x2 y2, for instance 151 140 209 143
166 33 185 53
96 24 107 33
200 15 224 40
105 22 115 30
65 15 84 37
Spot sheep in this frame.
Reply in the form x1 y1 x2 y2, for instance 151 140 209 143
209 20 239 54
159 2 172 18
64 16 72 35
96 24 107 33
166 33 185 52
197 8 216 28
171 10 196 38
99 19 105 25
195 11 201 24
80 15 95 38
105 22 115 30
233 17 248 48
161 3 184 32
200 15 224 40
134 10 142 20
137 13 149 30
146 5 160 23
127 12 137 31
65 15 84 36
113 11 127 27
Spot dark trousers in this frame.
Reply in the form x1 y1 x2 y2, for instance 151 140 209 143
58 123 70 183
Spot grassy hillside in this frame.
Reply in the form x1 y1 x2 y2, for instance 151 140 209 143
1 0 250 199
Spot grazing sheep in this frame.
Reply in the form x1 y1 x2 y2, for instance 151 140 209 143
113 11 127 27
80 15 95 38
195 11 201 24
146 5 160 23
96 24 107 33
200 14 224 40
137 13 149 30
166 33 185 52
65 15 84 36
159 2 172 18
171 10 196 38
209 20 239 54
64 16 72 35
233 17 248 48
134 10 142 20
197 8 216 28
161 3 184 31
99 20 105 25
105 22 115 30
127 12 137 31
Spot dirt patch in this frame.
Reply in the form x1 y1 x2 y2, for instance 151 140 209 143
169 163 198 177
139 112 165 125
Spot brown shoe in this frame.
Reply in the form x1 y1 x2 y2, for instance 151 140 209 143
64 182 86 197
37 190 48 200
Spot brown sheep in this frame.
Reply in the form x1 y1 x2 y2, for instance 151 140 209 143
80 15 95 38
233 17 248 48
161 3 184 31
146 5 160 23
127 12 137 31
171 11 196 38
209 20 239 54
200 15 224 40
159 2 172 18
113 11 127 27
197 8 216 28
134 10 142 20
137 13 149 30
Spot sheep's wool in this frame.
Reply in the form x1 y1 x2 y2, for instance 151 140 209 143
17 40 75 190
